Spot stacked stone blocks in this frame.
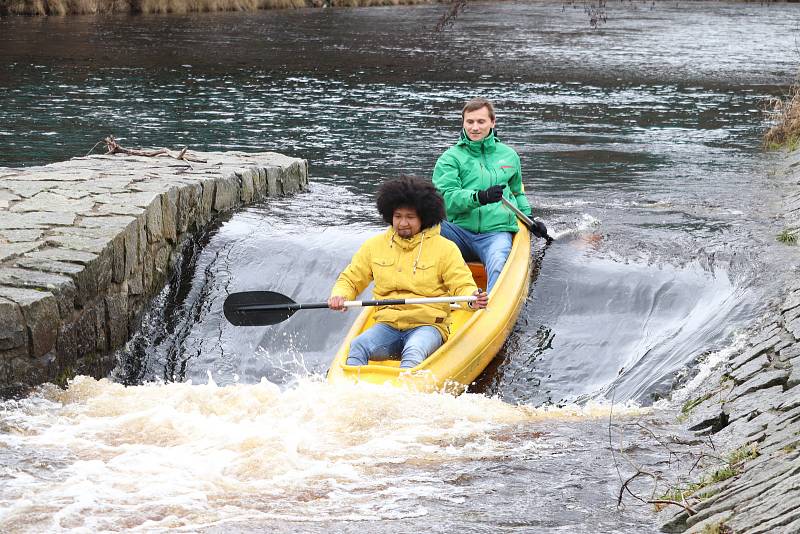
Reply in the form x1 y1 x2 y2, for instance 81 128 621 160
0 151 308 395
660 152 800 533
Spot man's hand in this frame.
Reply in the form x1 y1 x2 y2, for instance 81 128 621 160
469 288 488 310
530 219 550 241
328 296 347 312
477 185 504 205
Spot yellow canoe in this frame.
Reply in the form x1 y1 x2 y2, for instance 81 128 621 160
326 222 532 394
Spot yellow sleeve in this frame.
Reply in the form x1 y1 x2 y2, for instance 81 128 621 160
330 241 373 301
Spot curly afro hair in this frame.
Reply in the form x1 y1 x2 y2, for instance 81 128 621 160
376 176 446 231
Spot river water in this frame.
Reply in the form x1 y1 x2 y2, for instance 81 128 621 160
1 1 799 532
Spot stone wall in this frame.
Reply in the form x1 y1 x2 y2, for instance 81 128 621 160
0 151 308 396
658 150 800 533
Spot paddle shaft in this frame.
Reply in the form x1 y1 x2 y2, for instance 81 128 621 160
501 197 553 242
501 196 535 228
234 295 478 313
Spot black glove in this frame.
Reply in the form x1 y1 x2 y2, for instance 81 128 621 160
477 185 504 205
530 219 549 240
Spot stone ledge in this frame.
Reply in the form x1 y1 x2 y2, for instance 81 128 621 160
0 151 308 395
660 151 800 534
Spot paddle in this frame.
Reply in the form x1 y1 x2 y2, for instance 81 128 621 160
223 290 478 326
501 197 554 243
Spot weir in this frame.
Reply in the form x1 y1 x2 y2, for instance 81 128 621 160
0 151 308 395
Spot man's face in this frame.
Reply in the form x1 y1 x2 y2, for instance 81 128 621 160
393 206 422 238
462 106 496 141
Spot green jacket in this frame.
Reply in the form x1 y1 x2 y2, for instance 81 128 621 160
432 129 532 234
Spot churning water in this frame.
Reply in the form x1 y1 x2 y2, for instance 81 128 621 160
1 1 799 531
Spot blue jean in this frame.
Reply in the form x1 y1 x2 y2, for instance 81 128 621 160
347 323 444 369
440 221 512 293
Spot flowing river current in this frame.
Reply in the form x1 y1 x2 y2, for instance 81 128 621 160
1 2 799 532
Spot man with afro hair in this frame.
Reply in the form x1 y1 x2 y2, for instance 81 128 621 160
328 176 488 369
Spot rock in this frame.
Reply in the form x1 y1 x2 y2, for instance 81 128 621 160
776 385 800 411
145 196 163 243
686 395 728 433
724 471 800 534
0 242 42 262
684 512 733 534
176 182 201 234
213 175 239 211
1 180 65 199
23 247 98 265
787 317 800 341
45 234 110 255
9 191 95 213
0 297 27 351
236 168 255 204
105 293 128 347
728 370 790 401
0 210 76 228
1 152 307 391
160 188 178 243
730 354 769 384
0 189 20 210
778 342 800 363
724 385 785 423
759 422 800 455
767 403 800 434
731 336 782 370
787 356 800 388
0 286 59 358
714 411 773 447
685 454 799 528
781 290 800 313
0 229 43 242
750 324 780 346
11 260 85 288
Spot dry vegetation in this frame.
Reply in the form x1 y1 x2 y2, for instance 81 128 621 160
765 81 800 151
0 0 431 15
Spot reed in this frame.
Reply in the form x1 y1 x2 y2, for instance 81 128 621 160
765 81 800 151
0 0 431 14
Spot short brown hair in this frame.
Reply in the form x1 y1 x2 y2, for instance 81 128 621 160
461 98 495 120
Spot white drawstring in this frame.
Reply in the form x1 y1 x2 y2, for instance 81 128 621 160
412 231 425 274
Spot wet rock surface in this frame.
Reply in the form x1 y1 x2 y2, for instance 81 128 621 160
659 150 800 533
0 151 307 395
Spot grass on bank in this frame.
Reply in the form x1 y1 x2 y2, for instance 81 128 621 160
765 82 800 151
778 228 799 245
658 444 759 504
701 520 734 534
0 0 428 15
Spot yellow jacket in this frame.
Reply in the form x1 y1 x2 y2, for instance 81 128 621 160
330 225 478 341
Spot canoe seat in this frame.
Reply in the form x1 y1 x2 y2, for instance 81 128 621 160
467 262 487 291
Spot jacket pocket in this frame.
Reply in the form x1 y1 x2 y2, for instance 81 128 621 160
411 260 440 290
371 256 397 291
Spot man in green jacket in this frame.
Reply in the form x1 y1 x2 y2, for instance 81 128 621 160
432 97 548 292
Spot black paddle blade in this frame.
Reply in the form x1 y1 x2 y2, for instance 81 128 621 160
223 290 298 326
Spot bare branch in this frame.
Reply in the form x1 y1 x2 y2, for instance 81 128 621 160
99 135 207 164
647 499 697 515
435 0 468 32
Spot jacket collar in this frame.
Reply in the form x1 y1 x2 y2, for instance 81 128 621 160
457 128 498 155
386 224 441 250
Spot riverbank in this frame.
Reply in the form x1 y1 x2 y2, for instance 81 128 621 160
655 149 800 533
0 0 434 16
0 151 307 396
